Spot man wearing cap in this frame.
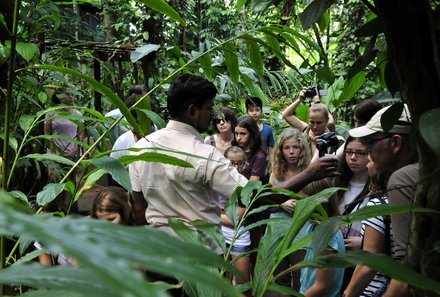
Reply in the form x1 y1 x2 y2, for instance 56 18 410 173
348 103 418 297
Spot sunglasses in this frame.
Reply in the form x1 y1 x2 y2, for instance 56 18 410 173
214 118 228 124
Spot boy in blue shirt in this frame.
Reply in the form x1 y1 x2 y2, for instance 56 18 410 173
245 97 275 157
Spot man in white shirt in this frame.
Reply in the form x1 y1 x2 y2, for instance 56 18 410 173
129 74 339 241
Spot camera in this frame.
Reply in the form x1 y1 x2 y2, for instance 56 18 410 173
316 132 340 157
304 87 317 98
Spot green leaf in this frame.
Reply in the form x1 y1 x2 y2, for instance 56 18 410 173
118 152 193 168
134 0 186 26
246 39 264 75
0 132 18 152
0 194 240 297
223 41 239 83
347 39 379 80
315 66 335 84
224 187 240 226
236 0 247 10
138 108 166 129
192 220 226 253
38 91 48 104
301 0 336 30
0 43 11 65
90 157 131 192
381 102 404 133
295 250 440 294
419 108 440 158
19 114 36 132
198 52 214 80
241 181 261 207
8 190 28 204
130 43 160 63
36 183 66 205
15 249 47 265
16 42 40 62
316 11 330 32
339 71 366 104
28 65 144 137
21 153 75 166
7 289 89 297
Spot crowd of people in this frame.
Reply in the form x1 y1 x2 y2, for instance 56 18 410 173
41 75 418 297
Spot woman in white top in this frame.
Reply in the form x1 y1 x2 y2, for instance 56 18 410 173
343 157 395 297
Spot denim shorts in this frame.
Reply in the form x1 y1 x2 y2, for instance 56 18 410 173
226 243 251 257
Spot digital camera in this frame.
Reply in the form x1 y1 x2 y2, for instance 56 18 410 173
316 132 340 157
304 87 317 98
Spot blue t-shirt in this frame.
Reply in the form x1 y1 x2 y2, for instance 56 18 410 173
300 223 345 297
261 124 275 152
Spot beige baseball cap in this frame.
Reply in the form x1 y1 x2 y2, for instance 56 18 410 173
349 104 412 138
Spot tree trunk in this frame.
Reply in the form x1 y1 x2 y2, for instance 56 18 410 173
374 0 440 296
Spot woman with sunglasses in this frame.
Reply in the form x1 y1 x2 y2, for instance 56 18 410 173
204 106 237 153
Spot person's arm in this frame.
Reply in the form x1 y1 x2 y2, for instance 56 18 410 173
382 280 410 297
273 155 338 197
38 253 54 266
327 112 336 132
344 226 385 297
303 249 336 297
132 190 148 225
282 89 308 132
221 207 246 227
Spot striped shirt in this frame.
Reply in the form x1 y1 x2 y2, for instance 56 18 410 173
359 197 395 297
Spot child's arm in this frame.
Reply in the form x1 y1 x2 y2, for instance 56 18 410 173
303 248 336 297
221 207 246 227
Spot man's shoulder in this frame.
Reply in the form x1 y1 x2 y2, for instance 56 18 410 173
389 163 419 185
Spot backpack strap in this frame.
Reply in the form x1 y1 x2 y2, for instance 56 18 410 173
209 135 216 147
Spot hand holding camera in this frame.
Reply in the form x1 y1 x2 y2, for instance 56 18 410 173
299 87 321 104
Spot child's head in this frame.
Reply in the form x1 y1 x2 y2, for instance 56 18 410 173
91 187 134 225
224 146 246 174
343 136 369 175
233 115 263 156
271 128 311 180
245 97 263 123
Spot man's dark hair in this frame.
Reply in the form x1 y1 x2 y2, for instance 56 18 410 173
353 99 382 126
245 97 263 111
167 74 217 118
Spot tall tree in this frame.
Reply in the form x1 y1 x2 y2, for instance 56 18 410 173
374 0 440 296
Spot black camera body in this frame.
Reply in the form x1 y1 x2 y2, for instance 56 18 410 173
316 132 340 157
304 87 317 98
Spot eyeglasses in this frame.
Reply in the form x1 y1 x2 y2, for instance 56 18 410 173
230 161 245 168
345 150 368 158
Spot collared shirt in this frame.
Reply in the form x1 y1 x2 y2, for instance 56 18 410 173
129 120 248 230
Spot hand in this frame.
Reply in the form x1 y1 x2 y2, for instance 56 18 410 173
298 87 307 102
306 155 339 181
344 236 362 250
280 199 297 213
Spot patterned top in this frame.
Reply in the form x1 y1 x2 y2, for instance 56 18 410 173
359 197 395 297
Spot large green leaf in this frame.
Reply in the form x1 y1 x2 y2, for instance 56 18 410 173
36 183 66 205
246 39 264 76
347 39 379 80
381 102 404 133
223 41 239 83
138 108 166 129
15 42 40 62
294 251 440 294
300 0 336 30
198 52 215 79
130 43 160 63
134 0 186 26
90 156 131 191
338 71 366 105
28 65 144 137
118 152 193 168
22 153 75 166
419 108 440 158
0 192 240 297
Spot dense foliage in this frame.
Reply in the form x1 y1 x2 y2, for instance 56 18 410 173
1 0 440 296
